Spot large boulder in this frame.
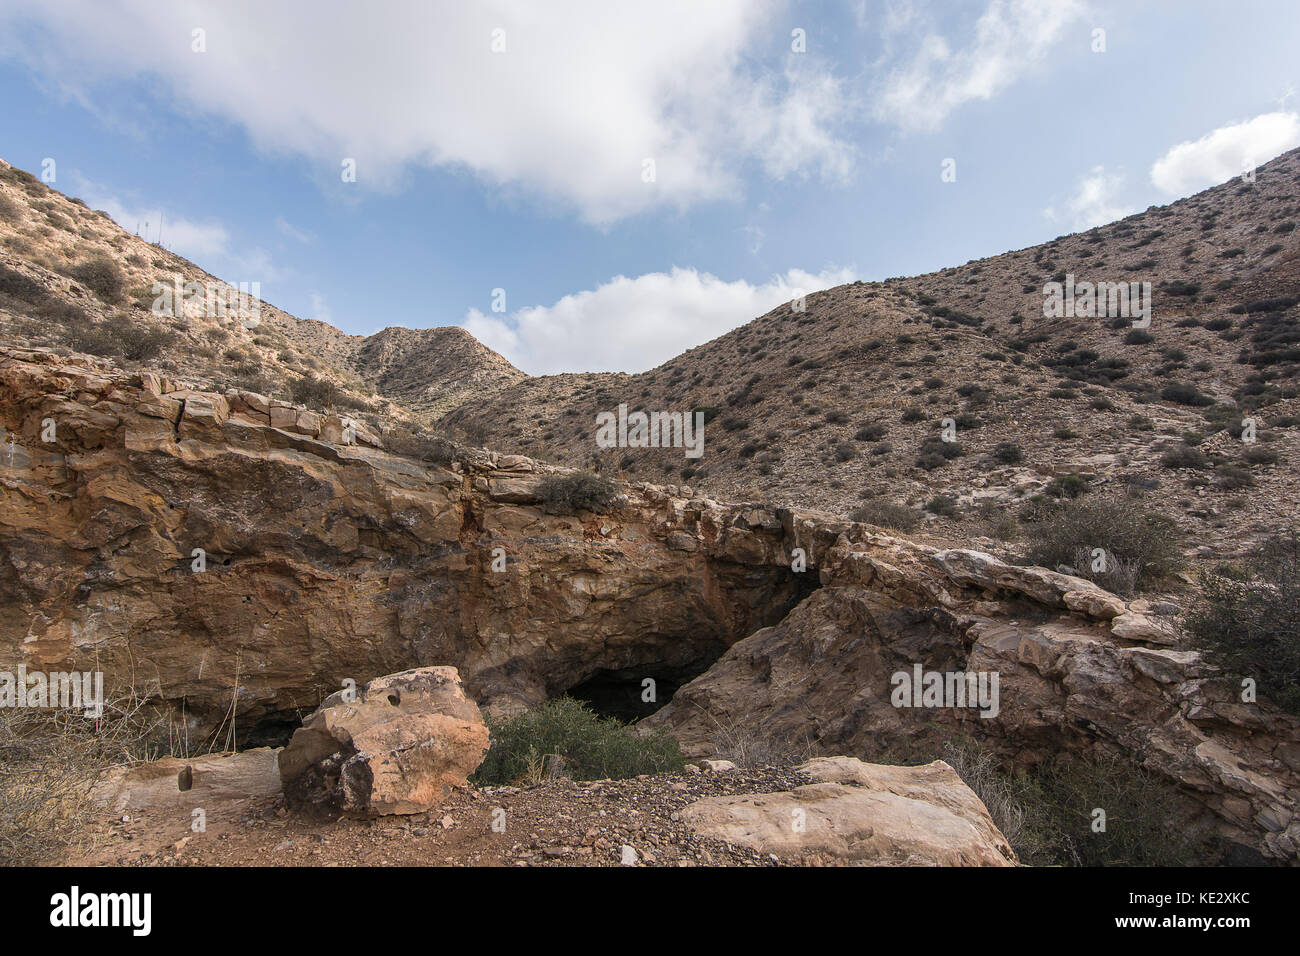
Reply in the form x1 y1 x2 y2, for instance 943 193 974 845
681 756 1015 866
279 666 489 815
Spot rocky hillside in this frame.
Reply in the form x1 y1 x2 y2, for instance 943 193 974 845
2 346 1297 864
5 151 1299 563
0 158 524 430
441 148 1300 557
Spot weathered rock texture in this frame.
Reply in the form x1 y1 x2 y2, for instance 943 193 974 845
280 666 488 815
681 756 1015 866
3 347 1299 861
90 747 281 813
0 347 811 745
644 530 1300 863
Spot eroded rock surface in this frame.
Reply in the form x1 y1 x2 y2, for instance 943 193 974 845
4 347 1300 861
681 756 1015 866
280 666 488 815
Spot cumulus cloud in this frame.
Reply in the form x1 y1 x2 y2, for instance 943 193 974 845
1150 112 1300 195
1044 165 1135 231
70 172 281 284
873 0 1085 132
0 1 854 224
462 266 856 375
70 173 229 257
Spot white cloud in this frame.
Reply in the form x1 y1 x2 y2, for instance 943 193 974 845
873 0 1085 132
1044 165 1135 231
1150 112 1300 196
462 266 856 375
70 172 282 285
309 292 332 324
0 1 854 224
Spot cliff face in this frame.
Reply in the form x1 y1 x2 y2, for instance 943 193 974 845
0 345 810 745
3 344 1299 862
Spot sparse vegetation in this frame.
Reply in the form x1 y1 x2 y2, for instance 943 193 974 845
1024 495 1183 590
471 697 684 786
1186 533 1300 715
537 471 619 514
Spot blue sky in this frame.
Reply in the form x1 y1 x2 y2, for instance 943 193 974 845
1 0 1298 374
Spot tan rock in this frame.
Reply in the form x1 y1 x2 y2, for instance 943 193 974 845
280 666 489 815
681 757 1014 865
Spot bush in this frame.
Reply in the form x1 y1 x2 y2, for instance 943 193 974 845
65 314 175 361
471 697 684 786
290 374 337 409
1160 444 1208 470
925 494 958 516
939 739 1201 866
833 442 856 462
991 441 1023 464
537 471 619 514
849 500 922 531
1024 496 1183 589
63 255 125 303
1186 534 1300 715
1046 473 1091 499
1161 383 1214 407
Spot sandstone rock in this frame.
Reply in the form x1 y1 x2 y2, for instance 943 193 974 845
1110 610 1180 645
698 759 736 772
681 757 1014 865
280 666 489 816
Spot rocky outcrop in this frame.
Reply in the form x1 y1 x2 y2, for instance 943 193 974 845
681 756 1015 866
3 346 1300 862
643 532 1300 863
280 666 488 815
0 346 810 743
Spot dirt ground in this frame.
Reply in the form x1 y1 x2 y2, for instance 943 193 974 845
68 766 820 867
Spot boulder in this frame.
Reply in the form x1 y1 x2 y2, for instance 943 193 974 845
279 666 489 815
681 757 1015 865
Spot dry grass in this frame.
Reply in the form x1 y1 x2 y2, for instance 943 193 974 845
0 691 165 865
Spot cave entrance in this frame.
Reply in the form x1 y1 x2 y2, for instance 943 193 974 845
566 656 723 723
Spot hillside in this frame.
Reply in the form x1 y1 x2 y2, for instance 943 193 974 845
440 148 1300 558
3 149 1300 566
0 157 524 435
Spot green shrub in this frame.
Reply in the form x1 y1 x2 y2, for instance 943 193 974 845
1160 444 1208 469
471 697 684 786
65 314 175 361
991 442 1023 464
849 499 922 531
1024 496 1182 589
1046 473 1091 499
63 255 125 303
537 471 619 514
1186 534 1300 715
925 494 958 516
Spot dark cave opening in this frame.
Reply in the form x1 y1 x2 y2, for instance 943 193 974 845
566 658 722 723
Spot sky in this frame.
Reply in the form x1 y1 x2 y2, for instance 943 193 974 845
0 0 1298 376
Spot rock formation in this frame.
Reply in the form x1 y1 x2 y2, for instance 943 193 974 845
279 666 489 815
2 345 1299 861
681 756 1016 865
